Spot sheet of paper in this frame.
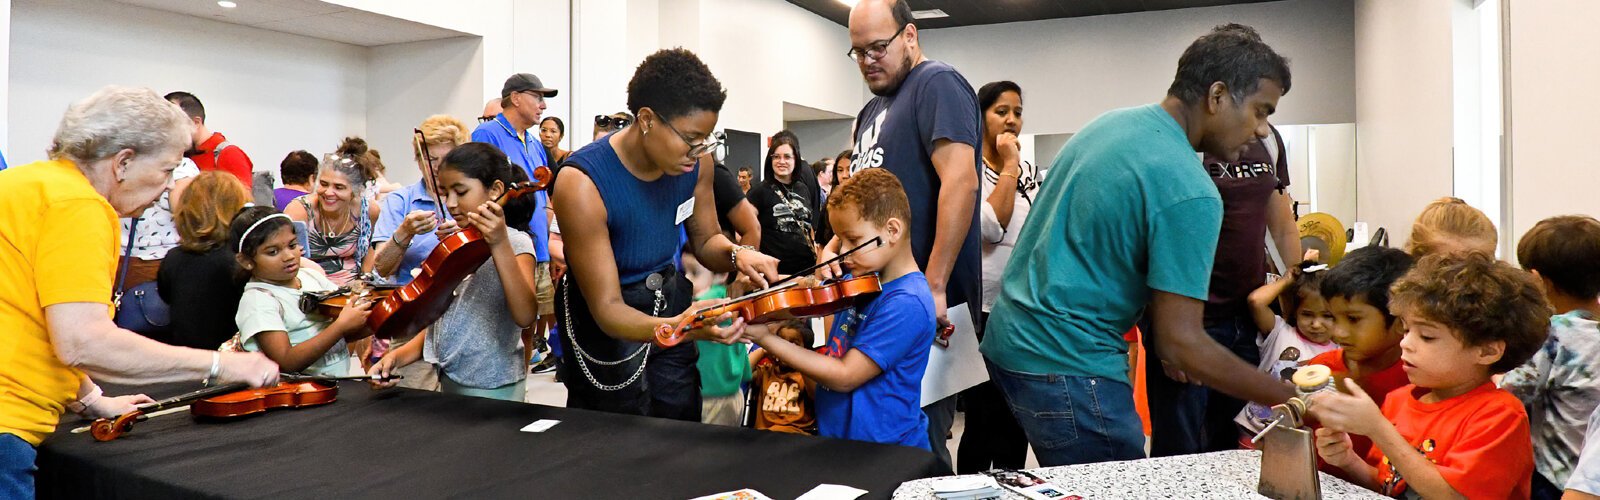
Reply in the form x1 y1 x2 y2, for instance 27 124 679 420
921 305 988 405
688 489 775 500
519 419 560 433
794 484 868 500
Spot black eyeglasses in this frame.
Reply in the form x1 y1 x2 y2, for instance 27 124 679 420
478 116 495 123
846 24 908 62
658 119 721 159
595 115 631 130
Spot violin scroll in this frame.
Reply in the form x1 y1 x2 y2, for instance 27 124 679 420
89 411 143 442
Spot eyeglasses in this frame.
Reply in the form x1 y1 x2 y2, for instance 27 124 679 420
478 115 495 123
846 24 908 62
516 90 546 104
595 114 631 130
658 118 721 159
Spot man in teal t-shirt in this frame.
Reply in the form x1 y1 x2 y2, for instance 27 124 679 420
979 23 1297 466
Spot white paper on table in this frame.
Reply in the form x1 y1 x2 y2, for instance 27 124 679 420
794 484 868 500
921 305 988 405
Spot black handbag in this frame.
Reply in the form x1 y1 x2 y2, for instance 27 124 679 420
112 218 172 337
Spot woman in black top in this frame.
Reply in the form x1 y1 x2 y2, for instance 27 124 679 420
157 171 252 349
746 141 819 275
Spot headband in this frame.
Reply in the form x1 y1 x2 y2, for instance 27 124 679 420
238 213 292 253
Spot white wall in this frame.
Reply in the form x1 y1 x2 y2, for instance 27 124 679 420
786 119 854 163
0 0 10 154
920 0 1355 136
695 0 867 145
1506 0 1600 252
1353 0 1456 245
366 37 484 186
9 0 367 169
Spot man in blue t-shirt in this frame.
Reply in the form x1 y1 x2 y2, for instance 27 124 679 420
979 24 1298 467
839 0 982 470
473 73 554 265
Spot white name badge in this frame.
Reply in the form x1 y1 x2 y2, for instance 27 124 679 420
675 197 695 225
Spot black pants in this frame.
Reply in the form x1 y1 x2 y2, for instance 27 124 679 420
956 311 1027 473
1142 314 1260 456
556 272 702 422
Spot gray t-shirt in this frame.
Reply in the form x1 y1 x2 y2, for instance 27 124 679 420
424 230 532 389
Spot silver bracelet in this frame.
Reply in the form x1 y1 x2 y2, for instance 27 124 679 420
204 351 221 386
730 245 754 269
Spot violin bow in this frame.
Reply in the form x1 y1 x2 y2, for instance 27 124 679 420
414 128 452 223
764 236 882 290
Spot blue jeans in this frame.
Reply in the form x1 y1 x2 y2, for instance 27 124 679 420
1 433 36 499
986 361 1145 467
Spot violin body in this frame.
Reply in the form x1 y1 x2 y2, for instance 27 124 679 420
190 380 338 419
655 274 883 347
364 172 551 339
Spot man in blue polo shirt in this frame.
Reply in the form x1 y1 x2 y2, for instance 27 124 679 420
474 73 558 367
979 24 1297 466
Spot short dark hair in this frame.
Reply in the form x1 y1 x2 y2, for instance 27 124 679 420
279 150 317 185
1167 24 1292 106
230 205 293 256
775 319 814 348
541 116 565 136
164 91 205 122
890 0 914 29
1320 246 1415 324
627 48 727 121
440 142 535 230
827 167 910 228
978 81 1023 113
1391 253 1552 373
737 166 752 175
1518 215 1600 300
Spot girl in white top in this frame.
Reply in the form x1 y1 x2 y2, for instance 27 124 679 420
231 206 374 377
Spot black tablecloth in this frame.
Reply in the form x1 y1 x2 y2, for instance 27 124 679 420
36 381 941 499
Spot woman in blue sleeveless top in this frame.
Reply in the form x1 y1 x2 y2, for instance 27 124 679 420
552 48 781 421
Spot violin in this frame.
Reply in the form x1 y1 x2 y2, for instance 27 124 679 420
189 380 337 419
362 171 551 339
653 237 885 347
85 374 394 441
302 279 397 319
654 274 882 347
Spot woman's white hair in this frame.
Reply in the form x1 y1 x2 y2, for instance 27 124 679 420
48 85 193 166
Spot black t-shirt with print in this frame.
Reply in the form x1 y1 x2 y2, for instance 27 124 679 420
747 178 817 275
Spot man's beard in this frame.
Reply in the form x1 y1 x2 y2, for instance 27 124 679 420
868 53 916 96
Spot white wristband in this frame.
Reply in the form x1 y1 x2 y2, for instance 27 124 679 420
68 383 104 415
204 351 221 386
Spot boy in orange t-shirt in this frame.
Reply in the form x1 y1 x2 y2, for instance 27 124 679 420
1312 253 1550 498
750 320 817 435
1304 246 1415 460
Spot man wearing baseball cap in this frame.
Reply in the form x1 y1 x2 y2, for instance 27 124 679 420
471 73 560 337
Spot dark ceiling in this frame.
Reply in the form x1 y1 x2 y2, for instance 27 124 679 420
786 0 1283 30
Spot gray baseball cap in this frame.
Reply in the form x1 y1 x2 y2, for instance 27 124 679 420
501 73 558 98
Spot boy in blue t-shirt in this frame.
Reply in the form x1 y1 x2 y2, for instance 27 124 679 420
741 168 935 450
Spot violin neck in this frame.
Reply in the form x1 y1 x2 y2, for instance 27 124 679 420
145 382 250 411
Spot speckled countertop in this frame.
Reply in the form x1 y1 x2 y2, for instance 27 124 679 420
892 450 1389 499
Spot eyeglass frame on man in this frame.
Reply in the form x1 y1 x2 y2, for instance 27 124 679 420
656 117 721 159
846 23 909 62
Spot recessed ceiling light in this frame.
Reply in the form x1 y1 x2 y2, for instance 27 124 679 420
217 1 237 8
836 0 858 6
911 8 948 19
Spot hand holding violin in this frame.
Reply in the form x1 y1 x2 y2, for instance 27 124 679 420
332 295 374 338
82 394 157 419
466 200 509 246
733 247 781 290
216 352 283 388
434 219 462 241
671 299 746 344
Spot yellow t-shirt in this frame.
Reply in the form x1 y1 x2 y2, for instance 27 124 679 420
0 159 118 445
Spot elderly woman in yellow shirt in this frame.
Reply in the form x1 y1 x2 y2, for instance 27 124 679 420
0 86 279 497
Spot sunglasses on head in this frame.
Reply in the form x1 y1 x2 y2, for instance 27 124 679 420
595 115 631 129
479 115 495 124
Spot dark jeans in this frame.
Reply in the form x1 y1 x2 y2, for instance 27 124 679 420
1142 314 1260 456
1 433 35 500
924 395 956 475
986 360 1144 467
